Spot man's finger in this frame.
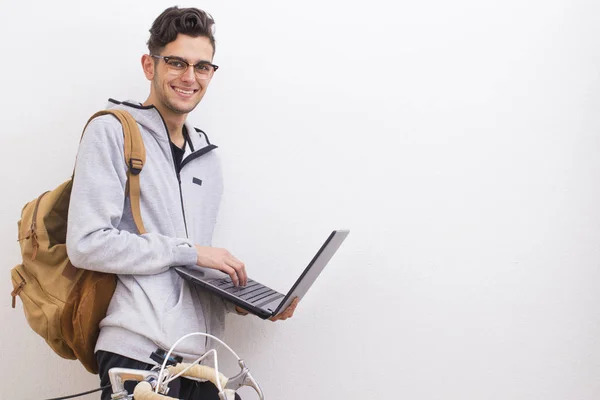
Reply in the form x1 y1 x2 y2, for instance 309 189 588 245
227 257 247 286
219 264 239 286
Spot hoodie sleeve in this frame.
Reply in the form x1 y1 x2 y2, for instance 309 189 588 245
66 116 198 275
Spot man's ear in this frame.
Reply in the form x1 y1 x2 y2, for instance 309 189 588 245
141 54 155 80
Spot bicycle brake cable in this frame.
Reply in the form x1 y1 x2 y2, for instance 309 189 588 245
42 384 112 400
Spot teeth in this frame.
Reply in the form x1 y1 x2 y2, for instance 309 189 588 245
174 87 194 95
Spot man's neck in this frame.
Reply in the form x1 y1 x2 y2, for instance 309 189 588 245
164 117 186 148
143 99 187 147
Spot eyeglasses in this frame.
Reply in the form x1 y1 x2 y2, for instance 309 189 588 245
151 55 219 79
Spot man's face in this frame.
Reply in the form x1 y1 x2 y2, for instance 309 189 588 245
145 34 215 116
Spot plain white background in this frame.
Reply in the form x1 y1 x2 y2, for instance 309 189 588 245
1 1 600 399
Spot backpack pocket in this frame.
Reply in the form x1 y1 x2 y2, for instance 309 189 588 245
10 264 75 360
62 270 116 374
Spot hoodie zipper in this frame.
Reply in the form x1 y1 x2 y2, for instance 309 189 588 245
156 114 190 238
156 113 218 238
174 159 189 238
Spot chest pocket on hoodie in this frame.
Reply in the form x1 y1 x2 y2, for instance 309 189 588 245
189 176 206 206
185 175 221 245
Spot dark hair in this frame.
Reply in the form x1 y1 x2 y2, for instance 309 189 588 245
147 6 216 55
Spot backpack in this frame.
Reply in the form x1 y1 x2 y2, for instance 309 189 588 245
10 109 147 374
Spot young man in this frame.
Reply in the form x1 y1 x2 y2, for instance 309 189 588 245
66 7 297 399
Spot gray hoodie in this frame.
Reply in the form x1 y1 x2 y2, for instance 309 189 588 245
66 99 233 364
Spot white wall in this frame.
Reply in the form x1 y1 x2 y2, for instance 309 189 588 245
1 1 600 399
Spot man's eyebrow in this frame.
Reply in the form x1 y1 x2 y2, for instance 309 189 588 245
166 55 212 64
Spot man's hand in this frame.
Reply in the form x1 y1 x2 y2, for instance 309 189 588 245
235 306 249 316
269 297 299 322
195 245 247 286
235 298 299 321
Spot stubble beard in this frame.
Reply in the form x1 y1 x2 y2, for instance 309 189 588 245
154 78 201 115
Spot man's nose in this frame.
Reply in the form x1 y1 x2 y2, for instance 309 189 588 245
181 65 197 82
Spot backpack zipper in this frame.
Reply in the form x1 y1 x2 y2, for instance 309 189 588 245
11 270 26 308
11 282 25 308
23 191 49 261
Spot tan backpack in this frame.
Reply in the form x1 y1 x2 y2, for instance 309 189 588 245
10 109 147 374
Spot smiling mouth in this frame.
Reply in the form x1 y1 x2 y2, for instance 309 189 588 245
172 86 199 96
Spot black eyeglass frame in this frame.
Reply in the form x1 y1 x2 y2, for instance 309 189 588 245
150 55 219 77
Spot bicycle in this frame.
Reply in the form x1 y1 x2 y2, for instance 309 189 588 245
107 333 263 400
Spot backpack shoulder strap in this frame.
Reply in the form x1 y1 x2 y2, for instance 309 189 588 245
79 109 147 234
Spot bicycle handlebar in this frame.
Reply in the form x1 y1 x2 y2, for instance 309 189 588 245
132 381 161 400
119 363 234 400
110 359 263 399
168 362 228 388
133 378 237 400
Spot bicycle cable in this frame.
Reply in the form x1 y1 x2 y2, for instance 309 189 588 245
42 384 112 400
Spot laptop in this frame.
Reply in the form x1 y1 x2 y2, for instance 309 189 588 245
175 230 350 319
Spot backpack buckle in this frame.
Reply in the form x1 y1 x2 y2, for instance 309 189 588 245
129 158 143 175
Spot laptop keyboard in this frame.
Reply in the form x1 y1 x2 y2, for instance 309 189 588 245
207 277 284 307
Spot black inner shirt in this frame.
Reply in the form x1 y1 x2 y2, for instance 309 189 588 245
170 126 190 174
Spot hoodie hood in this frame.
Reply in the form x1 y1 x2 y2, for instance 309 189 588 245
106 98 213 153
